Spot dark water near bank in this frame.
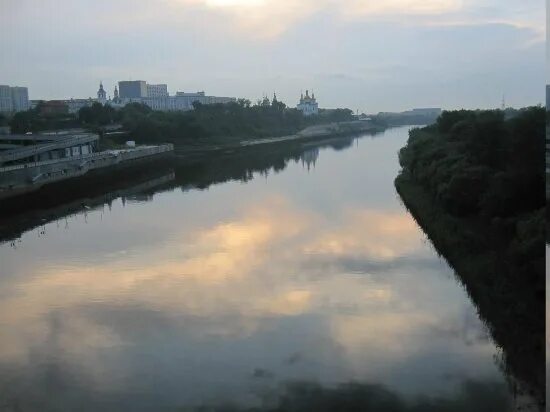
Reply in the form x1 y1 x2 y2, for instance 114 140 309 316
0 127 516 410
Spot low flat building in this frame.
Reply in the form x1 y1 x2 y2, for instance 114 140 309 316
39 100 69 115
0 133 99 167
66 98 95 114
120 91 235 112
0 132 174 199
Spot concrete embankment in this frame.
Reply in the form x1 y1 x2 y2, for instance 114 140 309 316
240 121 379 147
0 144 174 200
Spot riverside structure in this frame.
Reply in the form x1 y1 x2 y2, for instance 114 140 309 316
0 132 173 199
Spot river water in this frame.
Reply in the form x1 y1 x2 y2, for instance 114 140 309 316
0 127 515 410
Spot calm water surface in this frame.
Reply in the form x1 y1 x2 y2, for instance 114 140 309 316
0 127 512 410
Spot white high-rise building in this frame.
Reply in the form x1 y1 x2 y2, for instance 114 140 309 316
0 85 29 113
11 87 29 112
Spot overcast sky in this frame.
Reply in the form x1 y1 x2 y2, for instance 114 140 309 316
1 0 546 112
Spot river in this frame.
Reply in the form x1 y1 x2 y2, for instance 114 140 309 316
0 126 517 411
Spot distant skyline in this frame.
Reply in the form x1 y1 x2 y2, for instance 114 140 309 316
1 0 546 112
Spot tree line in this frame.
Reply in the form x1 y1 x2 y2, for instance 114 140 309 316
398 107 544 219
8 100 354 144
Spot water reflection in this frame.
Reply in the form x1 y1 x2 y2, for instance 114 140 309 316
0 127 514 410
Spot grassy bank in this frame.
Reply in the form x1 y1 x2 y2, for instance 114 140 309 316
394 107 545 407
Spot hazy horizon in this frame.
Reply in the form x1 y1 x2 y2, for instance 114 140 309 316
1 0 546 112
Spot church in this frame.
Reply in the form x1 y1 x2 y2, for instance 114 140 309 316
96 82 107 104
297 90 318 116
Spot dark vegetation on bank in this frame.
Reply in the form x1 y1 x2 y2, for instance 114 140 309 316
176 380 512 412
8 100 357 145
8 103 81 133
114 101 355 145
394 107 545 407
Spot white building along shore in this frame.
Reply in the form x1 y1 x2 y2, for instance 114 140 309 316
112 81 235 112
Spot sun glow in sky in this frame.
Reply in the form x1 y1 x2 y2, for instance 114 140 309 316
0 0 544 111
204 0 267 7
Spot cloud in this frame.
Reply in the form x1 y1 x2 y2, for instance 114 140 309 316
162 0 464 38
0 0 543 108
341 0 462 17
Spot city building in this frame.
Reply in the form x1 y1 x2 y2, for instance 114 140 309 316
147 84 168 98
119 80 147 98
66 98 95 114
297 90 319 116
97 82 107 104
0 86 11 113
133 92 235 112
39 100 69 115
0 85 30 113
81 81 238 112
261 94 271 107
5 80 235 115
10 87 29 112
176 91 206 97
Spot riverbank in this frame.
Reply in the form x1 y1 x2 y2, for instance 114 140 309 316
395 170 544 410
0 141 174 200
240 121 380 146
394 107 545 409
170 120 384 161
0 129 366 243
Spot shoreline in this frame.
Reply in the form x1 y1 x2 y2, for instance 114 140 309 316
394 172 544 410
172 121 385 160
0 127 376 242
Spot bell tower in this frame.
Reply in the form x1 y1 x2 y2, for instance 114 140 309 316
97 82 107 104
